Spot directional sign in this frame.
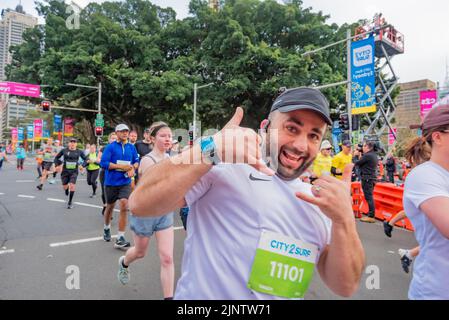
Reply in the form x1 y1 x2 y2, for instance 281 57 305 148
95 119 104 127
96 113 103 120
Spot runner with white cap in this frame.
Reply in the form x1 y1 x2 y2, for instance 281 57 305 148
100 124 139 250
311 139 333 180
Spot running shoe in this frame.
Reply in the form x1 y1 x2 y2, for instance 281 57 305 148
67 203 74 209
103 228 111 242
383 221 393 238
117 256 130 285
114 236 131 250
398 249 412 274
360 216 376 223
36 185 43 191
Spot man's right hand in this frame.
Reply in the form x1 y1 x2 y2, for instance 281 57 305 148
212 107 274 176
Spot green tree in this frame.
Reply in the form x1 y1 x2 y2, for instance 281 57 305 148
7 0 355 133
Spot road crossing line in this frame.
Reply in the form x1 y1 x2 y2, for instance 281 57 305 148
0 249 15 255
17 195 35 199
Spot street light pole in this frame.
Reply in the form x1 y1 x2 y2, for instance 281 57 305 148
193 83 197 140
193 82 214 140
65 82 102 145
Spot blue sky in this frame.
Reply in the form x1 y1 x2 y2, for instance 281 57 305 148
3 0 449 87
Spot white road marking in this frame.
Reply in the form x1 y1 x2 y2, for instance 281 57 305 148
47 198 66 203
388 251 395 254
0 193 4 195
50 228 185 248
50 236 118 247
0 249 15 255
16 180 35 183
74 202 120 212
18 195 35 199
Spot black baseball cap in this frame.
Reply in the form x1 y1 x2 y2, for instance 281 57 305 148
270 87 332 125
342 140 352 147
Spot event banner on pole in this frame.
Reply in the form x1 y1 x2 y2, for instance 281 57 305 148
34 119 43 142
0 81 41 98
420 90 437 119
351 36 376 115
64 118 75 137
27 125 34 141
11 128 18 142
53 115 62 134
18 127 24 143
388 128 397 145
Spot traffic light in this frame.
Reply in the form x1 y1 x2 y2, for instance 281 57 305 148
95 126 103 137
339 113 350 131
41 101 51 112
188 130 194 146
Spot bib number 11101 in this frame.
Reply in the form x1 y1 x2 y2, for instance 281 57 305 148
270 261 305 283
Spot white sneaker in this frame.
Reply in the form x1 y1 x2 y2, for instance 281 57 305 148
398 249 409 258
118 256 130 285
49 179 56 185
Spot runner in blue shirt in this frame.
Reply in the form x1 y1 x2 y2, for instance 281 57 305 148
15 143 26 171
100 124 139 250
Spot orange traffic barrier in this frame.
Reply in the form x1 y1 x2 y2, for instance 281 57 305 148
351 182 365 219
351 181 414 231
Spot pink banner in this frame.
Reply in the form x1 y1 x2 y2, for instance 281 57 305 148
388 128 397 145
420 90 437 119
34 119 43 141
0 81 41 98
11 127 18 142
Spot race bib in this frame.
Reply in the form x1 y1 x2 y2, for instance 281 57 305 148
116 160 131 172
44 152 52 161
247 231 318 299
65 161 77 170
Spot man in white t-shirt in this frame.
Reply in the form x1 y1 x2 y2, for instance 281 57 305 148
130 88 365 300
403 104 449 300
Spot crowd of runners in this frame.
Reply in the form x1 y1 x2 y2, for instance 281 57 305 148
1 87 448 300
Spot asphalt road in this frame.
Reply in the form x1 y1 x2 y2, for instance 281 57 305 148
0 158 418 300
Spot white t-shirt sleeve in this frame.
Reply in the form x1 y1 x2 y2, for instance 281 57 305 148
184 167 218 207
405 166 449 210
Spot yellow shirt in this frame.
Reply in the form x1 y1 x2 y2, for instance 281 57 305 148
331 151 352 180
312 153 333 177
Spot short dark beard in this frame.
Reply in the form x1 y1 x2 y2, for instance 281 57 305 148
264 131 316 181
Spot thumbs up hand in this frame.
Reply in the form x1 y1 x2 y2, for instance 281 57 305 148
213 107 274 176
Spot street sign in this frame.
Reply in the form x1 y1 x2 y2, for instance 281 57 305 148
96 113 103 120
95 119 104 127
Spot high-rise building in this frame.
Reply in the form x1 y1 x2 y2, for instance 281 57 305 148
439 58 449 99
0 3 37 141
0 4 37 80
395 79 437 128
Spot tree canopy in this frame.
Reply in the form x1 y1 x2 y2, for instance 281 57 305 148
7 0 356 136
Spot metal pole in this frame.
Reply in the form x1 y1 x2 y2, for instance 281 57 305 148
347 29 353 142
98 82 102 146
98 82 102 115
193 83 197 141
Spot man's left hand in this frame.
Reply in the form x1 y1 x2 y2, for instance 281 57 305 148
296 164 354 225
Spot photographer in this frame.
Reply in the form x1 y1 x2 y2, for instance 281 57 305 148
386 155 396 183
354 141 379 223
352 144 363 181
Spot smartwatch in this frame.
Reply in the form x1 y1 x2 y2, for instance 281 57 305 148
200 136 221 165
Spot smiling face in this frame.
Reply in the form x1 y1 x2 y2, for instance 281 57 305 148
266 110 327 180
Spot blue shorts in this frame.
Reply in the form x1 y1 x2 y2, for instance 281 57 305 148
130 213 174 238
